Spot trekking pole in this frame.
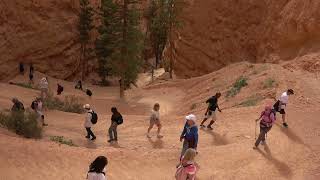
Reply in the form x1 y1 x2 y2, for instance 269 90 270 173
255 120 257 140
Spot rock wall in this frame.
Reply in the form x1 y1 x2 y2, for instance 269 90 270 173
172 0 320 77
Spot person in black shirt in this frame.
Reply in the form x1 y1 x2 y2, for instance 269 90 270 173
57 83 64 95
19 62 24 75
29 64 34 84
108 107 122 143
200 92 222 130
75 80 83 90
11 98 25 112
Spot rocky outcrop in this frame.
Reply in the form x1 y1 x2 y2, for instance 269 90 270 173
0 0 100 81
172 0 320 77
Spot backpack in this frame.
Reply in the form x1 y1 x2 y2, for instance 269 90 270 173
31 101 38 110
86 89 93 97
116 115 123 125
89 111 98 124
261 110 276 127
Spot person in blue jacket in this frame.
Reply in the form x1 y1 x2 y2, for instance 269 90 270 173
180 114 198 158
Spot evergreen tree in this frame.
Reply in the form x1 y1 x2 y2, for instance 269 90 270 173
78 0 94 80
96 0 143 97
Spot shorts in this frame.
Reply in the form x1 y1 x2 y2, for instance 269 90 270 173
150 118 161 127
273 100 286 114
205 110 217 120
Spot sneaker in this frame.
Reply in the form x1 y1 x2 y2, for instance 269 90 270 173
283 123 288 128
85 136 90 139
91 137 96 141
200 124 206 128
157 134 163 138
107 139 114 143
253 146 258 150
207 126 213 130
43 123 48 126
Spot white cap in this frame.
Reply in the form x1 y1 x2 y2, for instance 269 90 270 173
83 104 91 109
185 114 197 123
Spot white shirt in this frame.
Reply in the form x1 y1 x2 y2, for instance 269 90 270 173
151 110 160 121
279 92 289 108
87 172 106 180
84 110 93 128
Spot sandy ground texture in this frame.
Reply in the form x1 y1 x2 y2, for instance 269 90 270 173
0 60 319 180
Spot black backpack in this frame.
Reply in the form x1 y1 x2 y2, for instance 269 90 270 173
89 111 98 124
31 101 38 110
86 89 93 97
116 115 123 125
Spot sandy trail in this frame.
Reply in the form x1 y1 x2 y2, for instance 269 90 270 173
0 61 319 180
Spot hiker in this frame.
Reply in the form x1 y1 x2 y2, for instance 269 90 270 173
32 98 48 126
273 89 294 128
180 114 198 158
147 103 163 138
253 105 276 149
19 62 24 75
11 98 25 112
200 92 222 130
175 148 198 180
84 104 96 140
39 77 49 99
57 83 64 95
87 156 108 180
108 107 123 143
86 88 93 97
75 80 83 90
29 64 34 84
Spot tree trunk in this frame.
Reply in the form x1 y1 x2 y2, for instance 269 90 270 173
119 78 125 98
81 44 85 81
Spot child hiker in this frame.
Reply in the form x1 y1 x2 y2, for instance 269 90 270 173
175 148 198 180
200 92 222 130
147 103 163 138
180 114 198 159
273 89 294 128
253 105 276 149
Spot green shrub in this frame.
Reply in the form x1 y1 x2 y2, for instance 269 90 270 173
50 136 76 146
190 103 197 110
12 82 37 90
263 78 276 89
0 111 42 138
44 94 84 114
226 77 248 97
239 96 262 107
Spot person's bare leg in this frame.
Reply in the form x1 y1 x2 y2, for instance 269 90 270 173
200 118 208 127
157 124 163 138
282 114 286 124
147 124 153 138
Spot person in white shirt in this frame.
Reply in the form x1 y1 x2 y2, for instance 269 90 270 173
87 156 108 180
273 89 294 128
39 77 49 99
84 104 96 140
147 103 163 138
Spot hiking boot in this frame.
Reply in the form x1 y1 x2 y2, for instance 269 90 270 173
107 139 114 143
43 123 48 126
200 124 206 128
85 136 90 139
283 123 288 128
207 126 213 130
91 137 96 141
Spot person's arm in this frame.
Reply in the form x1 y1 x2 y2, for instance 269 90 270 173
256 112 264 121
180 124 187 141
217 104 222 112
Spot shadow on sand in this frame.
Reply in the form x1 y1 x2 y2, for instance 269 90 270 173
203 129 230 146
257 144 293 179
109 141 124 149
84 139 98 149
148 137 164 149
275 123 310 149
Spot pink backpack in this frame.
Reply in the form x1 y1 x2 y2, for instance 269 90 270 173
175 163 197 180
260 110 276 127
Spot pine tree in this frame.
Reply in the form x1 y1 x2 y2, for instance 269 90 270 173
166 0 185 79
78 0 94 80
96 0 143 98
147 0 169 69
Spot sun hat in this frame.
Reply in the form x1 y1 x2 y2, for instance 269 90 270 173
185 114 197 123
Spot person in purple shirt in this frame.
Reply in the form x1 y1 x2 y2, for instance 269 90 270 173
180 114 199 158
